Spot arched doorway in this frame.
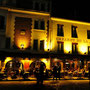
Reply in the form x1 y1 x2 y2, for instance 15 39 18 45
30 60 46 76
5 60 23 77
30 61 46 70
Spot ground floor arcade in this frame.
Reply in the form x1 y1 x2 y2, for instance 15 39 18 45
0 55 90 80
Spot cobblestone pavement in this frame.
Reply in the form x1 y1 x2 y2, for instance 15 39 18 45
0 80 90 90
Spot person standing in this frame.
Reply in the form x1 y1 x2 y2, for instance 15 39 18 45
57 65 61 80
39 63 45 84
53 66 58 80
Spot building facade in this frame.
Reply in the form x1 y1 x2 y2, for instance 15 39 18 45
0 0 90 79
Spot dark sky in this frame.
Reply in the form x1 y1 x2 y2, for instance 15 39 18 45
51 0 90 22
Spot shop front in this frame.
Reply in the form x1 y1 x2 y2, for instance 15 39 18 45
0 52 90 80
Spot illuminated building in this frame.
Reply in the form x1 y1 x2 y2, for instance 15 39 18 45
0 0 90 79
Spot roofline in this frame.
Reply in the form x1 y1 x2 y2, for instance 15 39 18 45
0 7 50 16
51 17 90 26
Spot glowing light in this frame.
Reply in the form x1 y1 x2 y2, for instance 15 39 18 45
41 58 50 69
21 44 24 49
64 43 71 53
5 57 13 64
21 58 33 70
41 59 47 64
44 41 48 51
17 38 29 49
79 45 87 54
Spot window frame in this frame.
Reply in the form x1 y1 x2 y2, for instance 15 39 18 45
34 19 45 30
87 30 90 39
57 24 64 36
0 15 5 30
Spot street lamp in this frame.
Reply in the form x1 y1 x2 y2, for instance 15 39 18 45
21 44 24 49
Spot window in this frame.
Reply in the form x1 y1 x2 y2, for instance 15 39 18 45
5 37 11 49
40 40 44 51
0 0 3 5
35 2 39 10
57 24 64 36
0 15 5 30
34 20 45 30
47 2 50 12
20 29 26 35
72 43 78 53
41 3 45 11
88 46 90 54
40 21 45 30
71 25 78 38
87 30 90 39
33 40 38 51
57 42 64 53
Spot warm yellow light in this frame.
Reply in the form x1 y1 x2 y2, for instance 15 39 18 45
17 38 29 49
79 45 87 54
44 41 48 51
41 59 47 64
64 43 71 53
5 57 13 64
21 44 24 49
41 58 50 70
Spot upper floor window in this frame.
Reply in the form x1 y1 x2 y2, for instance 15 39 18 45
87 30 90 39
34 20 45 30
34 2 39 10
41 3 45 11
0 15 5 30
71 25 78 38
57 24 64 36
0 0 3 5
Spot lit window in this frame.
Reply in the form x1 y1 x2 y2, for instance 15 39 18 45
57 24 64 36
87 30 90 39
57 42 64 53
71 25 78 38
72 43 78 53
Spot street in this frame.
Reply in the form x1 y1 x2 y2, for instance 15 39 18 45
0 80 90 90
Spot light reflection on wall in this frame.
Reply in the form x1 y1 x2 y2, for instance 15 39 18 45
41 58 50 69
64 42 72 53
79 44 87 54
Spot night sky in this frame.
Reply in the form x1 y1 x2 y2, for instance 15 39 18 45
51 0 90 22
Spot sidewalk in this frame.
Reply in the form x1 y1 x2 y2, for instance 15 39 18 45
0 76 89 81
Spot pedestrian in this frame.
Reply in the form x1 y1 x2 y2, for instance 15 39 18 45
53 65 57 80
39 63 44 84
57 65 61 80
